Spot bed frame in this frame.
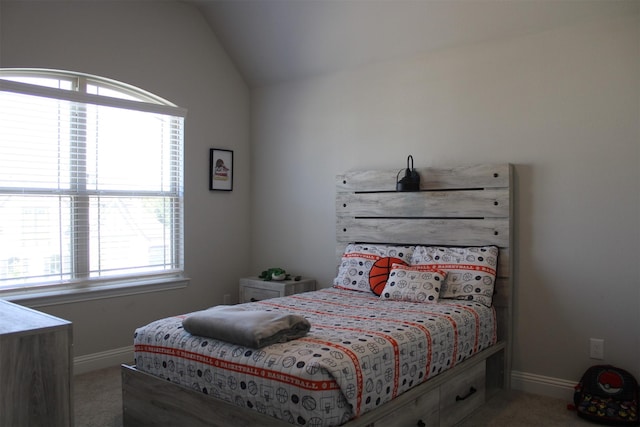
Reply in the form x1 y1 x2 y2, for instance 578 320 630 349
122 163 513 426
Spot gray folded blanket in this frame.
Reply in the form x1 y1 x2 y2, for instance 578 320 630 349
182 305 311 348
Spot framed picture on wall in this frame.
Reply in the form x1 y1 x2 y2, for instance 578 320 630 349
209 148 233 191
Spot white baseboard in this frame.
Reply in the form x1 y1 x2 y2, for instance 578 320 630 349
74 345 134 375
511 370 577 401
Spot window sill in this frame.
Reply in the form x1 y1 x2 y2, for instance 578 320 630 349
3 276 190 308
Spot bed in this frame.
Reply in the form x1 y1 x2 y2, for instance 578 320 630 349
122 163 514 427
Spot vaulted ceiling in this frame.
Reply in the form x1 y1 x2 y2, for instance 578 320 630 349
188 0 639 88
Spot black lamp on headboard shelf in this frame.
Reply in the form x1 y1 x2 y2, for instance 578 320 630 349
396 155 420 192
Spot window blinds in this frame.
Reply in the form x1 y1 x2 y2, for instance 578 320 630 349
0 78 185 292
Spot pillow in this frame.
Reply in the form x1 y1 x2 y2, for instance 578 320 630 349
369 256 409 296
410 245 499 307
379 264 444 303
333 243 414 293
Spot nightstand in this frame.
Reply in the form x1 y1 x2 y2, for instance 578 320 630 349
239 276 316 303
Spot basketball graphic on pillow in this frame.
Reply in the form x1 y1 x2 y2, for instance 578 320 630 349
369 257 408 296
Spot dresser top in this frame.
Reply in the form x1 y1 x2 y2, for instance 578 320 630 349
0 299 71 335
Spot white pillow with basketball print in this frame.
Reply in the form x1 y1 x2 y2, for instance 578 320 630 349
379 264 445 303
411 245 498 307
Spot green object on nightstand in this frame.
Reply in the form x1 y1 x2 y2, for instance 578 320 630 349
258 267 291 281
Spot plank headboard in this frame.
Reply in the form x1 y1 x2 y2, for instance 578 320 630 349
336 163 513 386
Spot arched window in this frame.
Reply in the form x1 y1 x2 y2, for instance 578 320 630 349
0 69 186 299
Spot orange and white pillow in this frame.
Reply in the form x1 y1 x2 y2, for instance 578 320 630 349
333 244 414 293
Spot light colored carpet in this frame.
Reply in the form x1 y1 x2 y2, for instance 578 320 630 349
74 366 123 427
456 389 593 427
74 365 592 426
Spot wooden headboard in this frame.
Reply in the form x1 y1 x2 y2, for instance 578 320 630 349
336 163 513 385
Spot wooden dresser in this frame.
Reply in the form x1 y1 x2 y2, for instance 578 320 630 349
0 299 73 426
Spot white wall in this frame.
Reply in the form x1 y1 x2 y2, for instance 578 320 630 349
0 1 251 362
250 12 640 391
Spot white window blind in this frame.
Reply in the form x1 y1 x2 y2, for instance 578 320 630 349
0 70 186 295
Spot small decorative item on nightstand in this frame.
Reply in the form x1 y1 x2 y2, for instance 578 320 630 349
258 267 289 281
239 276 316 303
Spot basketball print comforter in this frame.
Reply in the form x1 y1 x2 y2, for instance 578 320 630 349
133 288 496 426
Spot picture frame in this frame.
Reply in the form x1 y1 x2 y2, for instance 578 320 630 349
209 149 233 191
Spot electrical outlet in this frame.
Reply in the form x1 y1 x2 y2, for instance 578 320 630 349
590 338 604 360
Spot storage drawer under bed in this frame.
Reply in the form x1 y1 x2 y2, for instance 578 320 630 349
371 387 440 427
359 359 486 427
439 360 486 426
